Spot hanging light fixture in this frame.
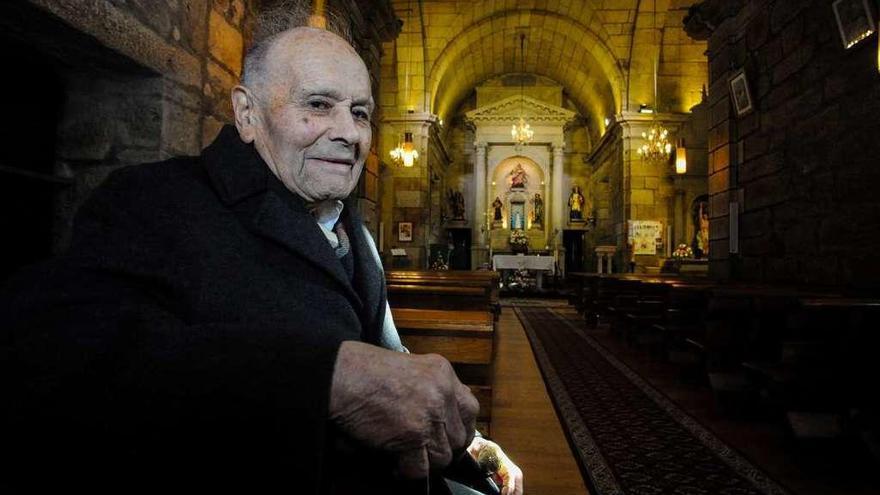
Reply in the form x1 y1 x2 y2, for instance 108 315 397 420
389 1 418 167
675 138 687 174
389 131 418 167
511 33 534 147
637 0 672 164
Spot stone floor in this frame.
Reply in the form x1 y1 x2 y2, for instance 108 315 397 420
489 307 590 494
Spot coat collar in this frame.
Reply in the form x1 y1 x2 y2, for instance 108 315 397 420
201 125 360 304
202 125 270 206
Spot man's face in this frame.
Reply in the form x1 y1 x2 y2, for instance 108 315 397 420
246 29 374 202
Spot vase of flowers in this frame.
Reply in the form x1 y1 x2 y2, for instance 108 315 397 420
510 229 529 253
672 243 694 260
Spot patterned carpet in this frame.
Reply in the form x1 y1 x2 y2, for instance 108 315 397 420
514 306 791 495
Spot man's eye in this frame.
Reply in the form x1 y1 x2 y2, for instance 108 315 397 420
353 109 371 121
308 100 331 110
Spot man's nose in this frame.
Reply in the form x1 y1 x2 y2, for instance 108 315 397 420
329 107 361 146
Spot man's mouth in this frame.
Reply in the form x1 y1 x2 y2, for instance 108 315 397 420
310 157 355 166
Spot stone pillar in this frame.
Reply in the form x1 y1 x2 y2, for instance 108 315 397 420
471 142 489 268
552 144 565 231
473 142 487 244
674 189 686 247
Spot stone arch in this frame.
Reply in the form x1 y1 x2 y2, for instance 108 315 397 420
428 10 624 128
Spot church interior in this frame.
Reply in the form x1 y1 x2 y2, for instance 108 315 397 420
2 0 880 493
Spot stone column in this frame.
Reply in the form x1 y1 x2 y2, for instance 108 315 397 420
674 186 686 247
552 145 565 232
473 142 487 244
471 142 489 268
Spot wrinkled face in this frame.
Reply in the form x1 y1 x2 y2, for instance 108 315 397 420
243 29 374 202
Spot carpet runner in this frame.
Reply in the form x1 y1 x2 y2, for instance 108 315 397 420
514 306 791 495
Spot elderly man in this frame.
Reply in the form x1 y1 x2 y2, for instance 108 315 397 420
1 5 521 495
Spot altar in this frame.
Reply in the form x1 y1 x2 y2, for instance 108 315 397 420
492 254 556 289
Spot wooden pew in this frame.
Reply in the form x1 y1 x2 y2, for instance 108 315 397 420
392 308 494 364
386 270 500 318
391 307 496 435
744 296 880 441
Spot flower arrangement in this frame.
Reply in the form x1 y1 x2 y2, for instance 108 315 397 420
509 229 529 249
430 253 449 271
672 243 694 260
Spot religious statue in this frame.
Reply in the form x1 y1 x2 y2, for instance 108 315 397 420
531 192 544 228
446 188 466 221
511 208 525 230
568 185 586 221
508 163 528 189
695 202 709 258
492 196 504 222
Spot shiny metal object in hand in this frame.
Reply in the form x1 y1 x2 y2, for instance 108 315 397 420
476 444 501 474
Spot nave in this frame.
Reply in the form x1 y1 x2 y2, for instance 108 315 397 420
490 296 879 495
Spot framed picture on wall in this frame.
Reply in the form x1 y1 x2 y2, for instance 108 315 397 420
397 222 413 242
728 69 754 117
832 0 876 49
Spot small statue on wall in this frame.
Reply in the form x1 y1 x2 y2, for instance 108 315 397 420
446 188 466 221
492 196 504 225
508 163 528 189
694 201 709 258
531 192 544 228
568 185 586 221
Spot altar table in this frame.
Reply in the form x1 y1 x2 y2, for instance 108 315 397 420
492 254 556 289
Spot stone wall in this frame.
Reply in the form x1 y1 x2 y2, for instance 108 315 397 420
688 0 880 287
583 125 623 267
6 0 397 257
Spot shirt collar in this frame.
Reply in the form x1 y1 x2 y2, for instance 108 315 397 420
311 199 345 232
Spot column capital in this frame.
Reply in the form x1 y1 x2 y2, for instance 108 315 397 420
552 144 565 157
475 141 488 152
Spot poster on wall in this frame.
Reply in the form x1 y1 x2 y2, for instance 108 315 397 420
628 220 663 255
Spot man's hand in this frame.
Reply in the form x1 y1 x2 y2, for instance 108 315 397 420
467 437 524 495
329 341 479 479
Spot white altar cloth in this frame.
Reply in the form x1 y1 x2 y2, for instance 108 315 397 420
492 254 555 273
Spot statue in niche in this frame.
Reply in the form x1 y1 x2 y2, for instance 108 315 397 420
693 201 709 258
508 163 528 189
492 196 504 224
531 193 544 228
446 188 466 221
568 185 586 221
510 202 525 230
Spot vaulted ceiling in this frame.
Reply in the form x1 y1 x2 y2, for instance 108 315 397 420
383 0 706 137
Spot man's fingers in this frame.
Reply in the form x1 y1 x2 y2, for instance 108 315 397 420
443 388 473 452
457 383 480 419
455 383 480 443
501 463 524 495
396 447 429 479
425 419 455 471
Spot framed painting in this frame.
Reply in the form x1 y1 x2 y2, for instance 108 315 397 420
398 222 413 242
728 69 754 117
832 0 876 49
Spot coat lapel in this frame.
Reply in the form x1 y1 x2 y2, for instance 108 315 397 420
344 205 385 343
202 125 359 303
251 192 358 302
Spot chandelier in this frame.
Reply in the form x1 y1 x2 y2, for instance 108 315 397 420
511 116 534 145
511 33 533 147
638 0 672 164
389 0 418 167
389 131 419 167
637 123 671 163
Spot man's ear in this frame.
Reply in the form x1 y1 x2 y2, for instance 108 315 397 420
232 85 257 143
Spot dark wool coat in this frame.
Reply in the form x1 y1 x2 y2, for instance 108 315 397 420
1 126 392 493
